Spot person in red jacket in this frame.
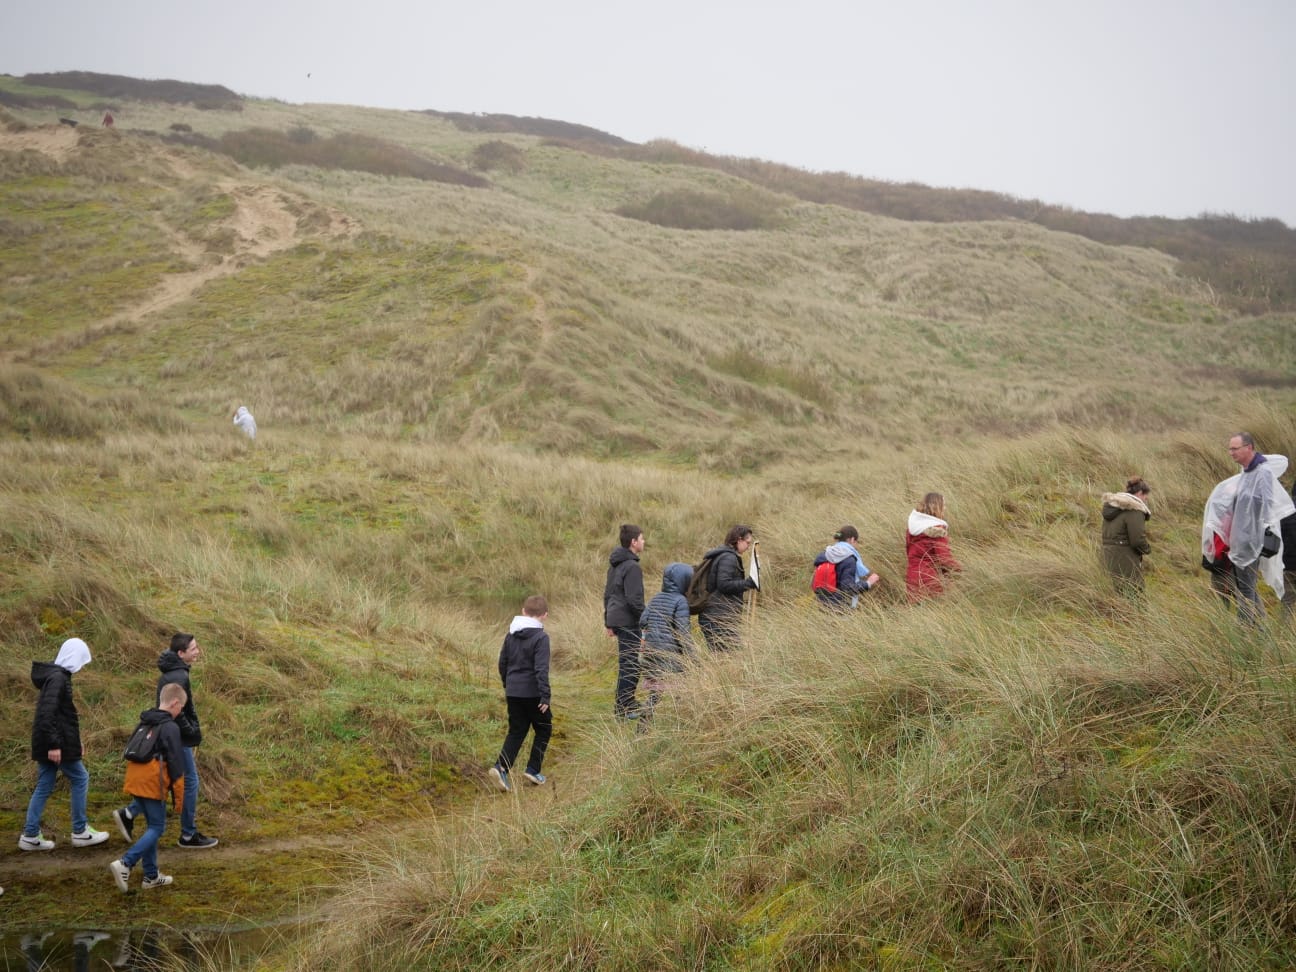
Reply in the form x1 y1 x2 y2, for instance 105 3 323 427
905 492 963 603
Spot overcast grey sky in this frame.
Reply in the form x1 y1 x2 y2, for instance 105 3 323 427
4 1 1294 225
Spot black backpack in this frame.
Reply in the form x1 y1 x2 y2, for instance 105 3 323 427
122 721 161 763
685 552 722 615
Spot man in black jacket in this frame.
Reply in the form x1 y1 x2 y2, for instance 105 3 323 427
115 633 219 849
603 524 646 719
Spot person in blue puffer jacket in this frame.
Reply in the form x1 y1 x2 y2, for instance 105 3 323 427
638 563 696 723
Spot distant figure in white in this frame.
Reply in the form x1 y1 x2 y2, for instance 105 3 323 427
232 406 257 440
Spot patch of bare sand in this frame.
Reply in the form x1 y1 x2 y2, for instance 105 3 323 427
0 124 79 163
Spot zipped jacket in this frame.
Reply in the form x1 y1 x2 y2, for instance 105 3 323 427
157 650 202 746
123 708 186 806
30 662 83 763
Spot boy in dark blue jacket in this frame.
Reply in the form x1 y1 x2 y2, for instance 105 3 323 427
488 595 552 792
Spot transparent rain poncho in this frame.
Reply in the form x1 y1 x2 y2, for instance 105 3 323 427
1201 454 1295 596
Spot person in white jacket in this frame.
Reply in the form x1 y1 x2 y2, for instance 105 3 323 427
1202 434 1296 623
232 406 257 440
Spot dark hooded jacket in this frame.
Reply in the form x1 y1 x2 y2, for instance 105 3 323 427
639 562 694 654
603 546 645 629
497 622 551 705
698 545 754 620
156 650 202 747
123 707 186 804
30 662 82 764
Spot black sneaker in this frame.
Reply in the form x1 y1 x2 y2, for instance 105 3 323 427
112 807 135 842
177 832 219 849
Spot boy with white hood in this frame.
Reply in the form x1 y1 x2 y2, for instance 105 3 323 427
19 638 110 851
488 595 552 792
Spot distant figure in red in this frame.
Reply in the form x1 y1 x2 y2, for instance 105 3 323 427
905 492 963 602
102 111 114 128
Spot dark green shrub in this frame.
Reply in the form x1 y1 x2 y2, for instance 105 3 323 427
471 140 526 173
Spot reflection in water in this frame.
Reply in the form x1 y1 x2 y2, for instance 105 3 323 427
1 925 277 971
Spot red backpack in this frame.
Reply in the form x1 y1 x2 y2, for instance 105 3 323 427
811 560 838 594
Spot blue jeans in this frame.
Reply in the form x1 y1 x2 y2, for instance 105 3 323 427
23 759 89 836
180 746 199 837
120 797 167 881
126 746 196 835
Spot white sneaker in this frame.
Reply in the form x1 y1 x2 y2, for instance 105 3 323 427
108 859 130 893
71 826 109 848
142 873 173 890
18 832 54 851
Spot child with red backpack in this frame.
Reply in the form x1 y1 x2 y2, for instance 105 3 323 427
812 525 880 611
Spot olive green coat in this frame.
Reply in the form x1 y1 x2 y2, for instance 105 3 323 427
1101 492 1151 589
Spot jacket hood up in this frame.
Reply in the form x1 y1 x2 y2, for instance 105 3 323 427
53 637 91 674
661 562 693 594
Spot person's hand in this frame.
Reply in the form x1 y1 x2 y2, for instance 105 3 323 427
605 627 615 637
538 702 549 714
47 749 62 765
746 577 758 590
866 573 881 588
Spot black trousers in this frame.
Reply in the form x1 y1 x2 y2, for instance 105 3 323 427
496 696 552 775
613 626 641 716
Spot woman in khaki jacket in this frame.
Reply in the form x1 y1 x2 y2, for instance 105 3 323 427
1101 477 1152 593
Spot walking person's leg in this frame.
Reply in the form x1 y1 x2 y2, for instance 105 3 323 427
496 697 532 772
699 612 740 652
180 747 198 839
113 798 166 890
137 799 167 881
613 627 640 717
1234 562 1264 624
525 703 552 777
63 759 90 834
21 762 59 840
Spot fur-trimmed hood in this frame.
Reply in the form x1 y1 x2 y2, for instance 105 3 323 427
907 510 948 538
1102 492 1151 520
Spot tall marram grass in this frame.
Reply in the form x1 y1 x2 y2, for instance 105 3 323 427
294 592 1296 969
274 410 1296 970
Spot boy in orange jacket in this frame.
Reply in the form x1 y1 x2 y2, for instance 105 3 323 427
108 683 187 892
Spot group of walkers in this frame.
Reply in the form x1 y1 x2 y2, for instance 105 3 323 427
18 632 218 896
603 523 760 723
599 507 966 724
1101 432 1296 622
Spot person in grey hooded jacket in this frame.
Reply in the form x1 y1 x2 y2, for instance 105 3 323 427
638 563 696 722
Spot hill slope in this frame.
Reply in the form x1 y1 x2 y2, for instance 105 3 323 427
2 81 1296 968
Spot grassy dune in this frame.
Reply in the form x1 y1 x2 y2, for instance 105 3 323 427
2 81 1296 967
